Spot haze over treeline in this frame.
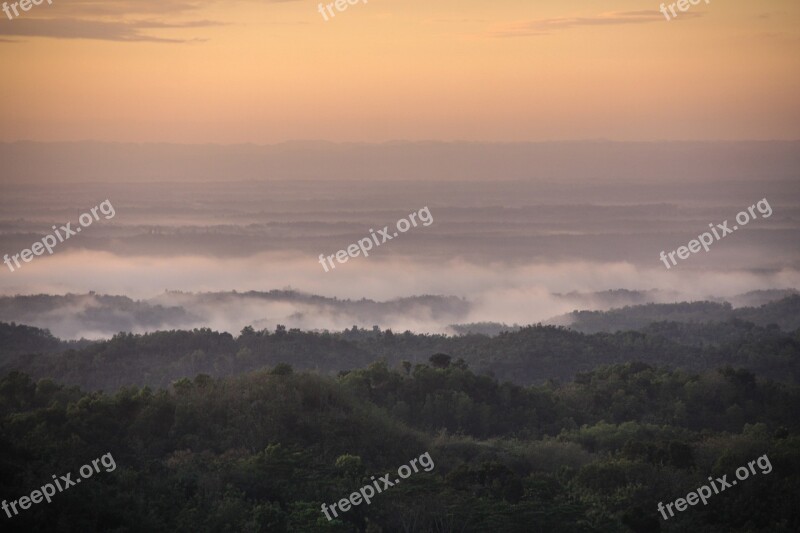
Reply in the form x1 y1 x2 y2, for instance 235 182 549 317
0 290 797 341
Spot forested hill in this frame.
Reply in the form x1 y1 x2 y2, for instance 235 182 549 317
0 322 92 357
2 316 798 391
1 298 799 530
0 362 798 531
556 295 800 334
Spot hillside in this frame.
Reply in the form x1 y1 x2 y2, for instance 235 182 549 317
0 361 798 532
554 295 800 334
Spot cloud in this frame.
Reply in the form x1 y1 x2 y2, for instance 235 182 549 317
0 0 294 43
50 0 206 17
486 10 704 38
0 18 222 43
15 0 296 17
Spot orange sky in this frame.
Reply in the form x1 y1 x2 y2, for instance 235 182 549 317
0 0 798 142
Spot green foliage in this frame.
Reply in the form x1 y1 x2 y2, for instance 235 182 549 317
0 360 799 532
429 353 452 369
0 295 798 531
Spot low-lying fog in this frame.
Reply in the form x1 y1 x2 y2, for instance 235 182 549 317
1 143 798 339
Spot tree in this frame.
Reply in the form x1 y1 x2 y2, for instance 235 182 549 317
429 353 452 369
270 363 294 376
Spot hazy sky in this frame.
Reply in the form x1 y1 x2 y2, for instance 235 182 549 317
1 0 799 143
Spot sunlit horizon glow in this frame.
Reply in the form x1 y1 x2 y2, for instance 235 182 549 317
0 0 798 143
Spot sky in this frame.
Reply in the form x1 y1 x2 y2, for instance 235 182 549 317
1 0 799 143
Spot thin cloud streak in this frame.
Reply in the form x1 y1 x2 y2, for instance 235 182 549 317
0 18 224 43
20 0 299 17
487 10 705 38
0 0 292 43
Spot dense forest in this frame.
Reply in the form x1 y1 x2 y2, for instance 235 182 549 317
1 296 798 531
0 359 798 532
